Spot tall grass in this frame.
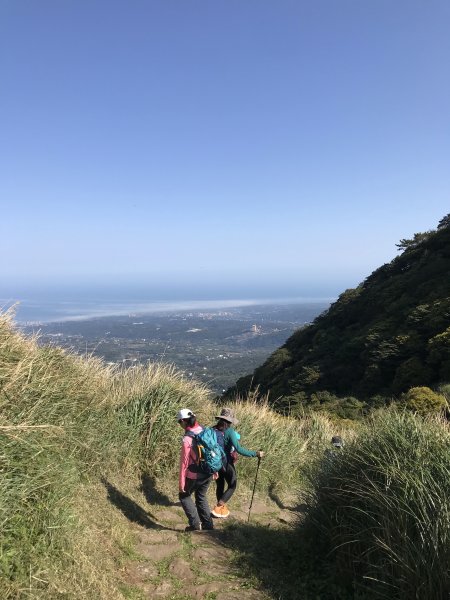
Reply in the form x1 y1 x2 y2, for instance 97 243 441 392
0 312 207 597
0 312 336 597
110 362 211 477
0 312 118 598
304 410 450 599
8 309 448 599
214 392 336 491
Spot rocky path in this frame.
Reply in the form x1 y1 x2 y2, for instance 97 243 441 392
119 482 297 600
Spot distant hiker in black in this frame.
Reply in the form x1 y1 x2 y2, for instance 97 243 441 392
325 435 344 461
211 407 264 519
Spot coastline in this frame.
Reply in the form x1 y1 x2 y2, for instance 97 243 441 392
2 297 334 325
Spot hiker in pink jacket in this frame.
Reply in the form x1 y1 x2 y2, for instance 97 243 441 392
177 408 214 532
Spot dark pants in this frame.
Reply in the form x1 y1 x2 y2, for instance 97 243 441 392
179 476 214 529
216 462 237 504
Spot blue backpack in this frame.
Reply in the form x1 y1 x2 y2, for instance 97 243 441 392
186 427 225 475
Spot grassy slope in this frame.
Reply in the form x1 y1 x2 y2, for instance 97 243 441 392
3 312 448 599
0 313 337 598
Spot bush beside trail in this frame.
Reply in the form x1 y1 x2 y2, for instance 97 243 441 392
303 410 450 599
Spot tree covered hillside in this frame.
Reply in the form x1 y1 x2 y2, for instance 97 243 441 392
229 215 450 411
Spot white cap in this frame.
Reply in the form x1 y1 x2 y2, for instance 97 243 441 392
176 408 195 421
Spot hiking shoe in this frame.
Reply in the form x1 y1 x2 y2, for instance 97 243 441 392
211 504 223 518
211 504 230 518
202 523 214 530
185 524 202 532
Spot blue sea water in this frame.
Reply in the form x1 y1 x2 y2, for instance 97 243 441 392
2 298 259 323
1 294 334 324
0 283 336 324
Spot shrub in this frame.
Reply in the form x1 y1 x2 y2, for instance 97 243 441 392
439 383 450 398
303 410 450 599
401 385 447 416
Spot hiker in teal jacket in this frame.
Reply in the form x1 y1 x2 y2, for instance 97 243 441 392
211 407 264 519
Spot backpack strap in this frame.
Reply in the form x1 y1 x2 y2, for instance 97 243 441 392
184 426 205 441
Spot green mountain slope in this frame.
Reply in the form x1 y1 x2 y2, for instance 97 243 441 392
228 215 450 410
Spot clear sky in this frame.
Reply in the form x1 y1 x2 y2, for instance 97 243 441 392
1 0 449 300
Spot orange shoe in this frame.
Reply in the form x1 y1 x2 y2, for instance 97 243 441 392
211 504 223 518
211 504 230 518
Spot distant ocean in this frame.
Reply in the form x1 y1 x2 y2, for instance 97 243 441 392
1 296 334 324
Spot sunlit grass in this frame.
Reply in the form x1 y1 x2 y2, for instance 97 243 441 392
0 311 336 597
8 307 446 598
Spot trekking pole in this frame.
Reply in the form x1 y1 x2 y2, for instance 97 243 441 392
247 453 262 523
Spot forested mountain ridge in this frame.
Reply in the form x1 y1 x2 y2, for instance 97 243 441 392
228 215 450 411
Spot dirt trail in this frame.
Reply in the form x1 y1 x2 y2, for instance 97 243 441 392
120 483 297 600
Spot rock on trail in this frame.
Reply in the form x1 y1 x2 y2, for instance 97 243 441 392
120 494 291 599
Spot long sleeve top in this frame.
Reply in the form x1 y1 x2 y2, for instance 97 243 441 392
224 427 257 460
179 423 202 492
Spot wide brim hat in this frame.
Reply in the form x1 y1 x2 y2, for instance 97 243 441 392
215 407 239 425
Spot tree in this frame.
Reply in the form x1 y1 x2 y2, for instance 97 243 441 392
392 356 433 393
396 231 433 252
437 213 450 229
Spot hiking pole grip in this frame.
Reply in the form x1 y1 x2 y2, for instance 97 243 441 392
247 452 262 523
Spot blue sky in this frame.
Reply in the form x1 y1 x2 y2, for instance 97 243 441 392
1 0 449 299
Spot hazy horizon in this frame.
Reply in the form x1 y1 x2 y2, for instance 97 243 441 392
1 290 334 324
0 269 356 322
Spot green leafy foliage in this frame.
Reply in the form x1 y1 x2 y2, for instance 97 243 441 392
401 385 447 416
228 216 450 412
